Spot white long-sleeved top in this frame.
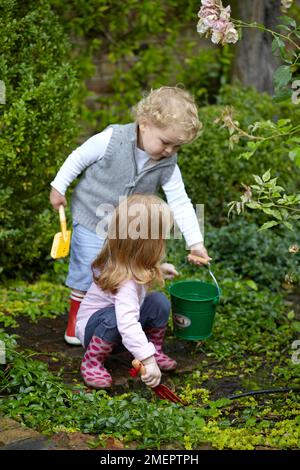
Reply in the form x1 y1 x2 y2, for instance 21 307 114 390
51 127 203 247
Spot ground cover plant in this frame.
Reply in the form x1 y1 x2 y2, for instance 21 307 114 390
1 241 300 449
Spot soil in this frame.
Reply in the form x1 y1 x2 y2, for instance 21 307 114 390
5 313 213 394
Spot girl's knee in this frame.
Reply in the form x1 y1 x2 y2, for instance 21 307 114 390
94 327 121 344
150 292 171 319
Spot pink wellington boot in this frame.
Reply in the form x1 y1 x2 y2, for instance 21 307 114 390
145 326 177 371
80 336 115 388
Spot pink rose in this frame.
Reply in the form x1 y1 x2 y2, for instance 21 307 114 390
197 20 211 34
224 23 238 43
211 30 223 44
200 6 219 21
219 5 231 21
212 19 228 32
197 0 239 46
201 0 217 7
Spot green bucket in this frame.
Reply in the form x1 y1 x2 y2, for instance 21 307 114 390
169 265 221 341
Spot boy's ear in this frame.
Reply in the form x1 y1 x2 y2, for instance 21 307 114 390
139 120 147 132
139 118 152 133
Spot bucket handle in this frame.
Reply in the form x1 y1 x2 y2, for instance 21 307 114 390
188 254 221 299
207 263 221 299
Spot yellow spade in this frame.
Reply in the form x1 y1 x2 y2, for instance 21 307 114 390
50 205 71 259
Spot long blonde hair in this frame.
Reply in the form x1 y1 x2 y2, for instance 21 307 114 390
92 194 173 294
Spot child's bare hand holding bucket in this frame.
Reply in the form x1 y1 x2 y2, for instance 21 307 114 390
50 187 67 211
188 242 212 266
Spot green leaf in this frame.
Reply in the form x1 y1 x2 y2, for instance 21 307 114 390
268 178 278 186
239 151 255 160
258 221 279 231
253 175 263 185
273 87 293 102
245 417 257 427
273 65 292 88
245 280 258 291
287 310 295 320
262 169 271 182
282 221 294 230
277 16 297 29
272 210 283 220
289 147 300 167
247 141 260 150
246 202 261 209
272 37 285 54
262 208 282 220
210 398 232 408
277 119 292 129
291 321 300 333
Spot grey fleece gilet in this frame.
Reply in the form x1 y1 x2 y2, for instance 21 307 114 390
71 123 177 234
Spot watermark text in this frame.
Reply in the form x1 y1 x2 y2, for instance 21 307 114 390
0 80 6 104
291 339 300 364
95 198 205 243
0 340 6 364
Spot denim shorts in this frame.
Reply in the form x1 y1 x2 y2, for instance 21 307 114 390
66 222 105 292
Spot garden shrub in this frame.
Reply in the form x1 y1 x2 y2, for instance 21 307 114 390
206 218 300 290
50 0 230 130
0 0 81 278
179 84 300 225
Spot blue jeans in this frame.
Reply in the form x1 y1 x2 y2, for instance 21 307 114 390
66 222 105 292
84 292 171 349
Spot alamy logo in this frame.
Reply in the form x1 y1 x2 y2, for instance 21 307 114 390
0 80 5 104
292 80 300 105
0 340 5 364
291 340 300 365
95 197 205 242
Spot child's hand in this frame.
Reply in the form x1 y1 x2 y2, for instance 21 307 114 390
160 262 179 279
188 242 212 266
141 356 161 388
50 187 67 211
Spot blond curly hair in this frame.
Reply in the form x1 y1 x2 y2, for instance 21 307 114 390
132 86 202 143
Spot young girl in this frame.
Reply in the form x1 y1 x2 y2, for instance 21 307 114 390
76 194 178 389
50 86 211 345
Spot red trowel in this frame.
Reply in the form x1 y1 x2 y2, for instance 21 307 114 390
129 359 183 404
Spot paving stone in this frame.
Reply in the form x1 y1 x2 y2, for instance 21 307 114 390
0 415 58 450
0 425 41 446
1 436 56 450
0 416 23 431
